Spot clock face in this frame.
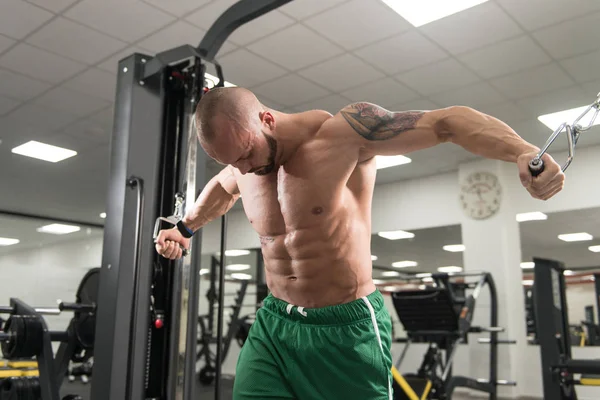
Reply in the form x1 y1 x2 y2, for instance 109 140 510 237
460 172 502 220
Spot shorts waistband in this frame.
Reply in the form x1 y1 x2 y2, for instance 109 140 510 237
260 290 385 325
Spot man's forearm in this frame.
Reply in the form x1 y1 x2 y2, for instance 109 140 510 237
181 178 238 233
441 106 539 163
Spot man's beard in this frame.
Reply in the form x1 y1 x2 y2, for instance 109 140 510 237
250 133 277 176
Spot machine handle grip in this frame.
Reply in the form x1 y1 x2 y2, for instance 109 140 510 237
528 158 544 177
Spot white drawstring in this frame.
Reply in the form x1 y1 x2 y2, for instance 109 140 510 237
285 303 307 317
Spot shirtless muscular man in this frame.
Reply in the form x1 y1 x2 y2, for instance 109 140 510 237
155 87 564 399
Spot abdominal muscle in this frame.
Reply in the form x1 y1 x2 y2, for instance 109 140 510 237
258 216 376 309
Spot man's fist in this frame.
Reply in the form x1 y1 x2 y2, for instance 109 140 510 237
517 151 565 201
155 227 190 260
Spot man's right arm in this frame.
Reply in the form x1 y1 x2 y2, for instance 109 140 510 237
155 166 239 259
181 165 240 233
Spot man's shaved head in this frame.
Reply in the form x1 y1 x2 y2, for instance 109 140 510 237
194 87 279 176
194 87 262 148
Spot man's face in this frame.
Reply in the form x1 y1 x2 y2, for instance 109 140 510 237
203 118 277 176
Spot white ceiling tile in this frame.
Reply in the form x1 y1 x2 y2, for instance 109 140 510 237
185 0 239 30
0 43 87 83
255 96 284 111
25 0 80 13
96 47 152 74
7 104 78 131
0 115 43 141
137 21 206 54
33 87 111 117
458 35 551 80
279 0 348 20
560 49 600 84
395 59 480 96
65 0 176 43
247 24 344 70
294 94 352 114
26 17 128 65
390 99 442 112
581 80 600 100
61 118 112 144
341 78 419 109
516 86 592 118
251 74 330 107
0 96 20 116
60 118 112 144
476 102 533 127
89 106 115 126
489 63 574 100
45 132 99 154
0 69 51 101
304 0 411 50
0 34 16 53
0 0 53 40
533 12 600 60
497 0 600 31
228 11 295 46
143 0 212 17
298 54 384 92
63 68 117 102
429 82 507 109
354 31 447 76
419 2 523 55
218 49 287 88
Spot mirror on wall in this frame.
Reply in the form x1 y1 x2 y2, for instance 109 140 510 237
519 207 600 345
370 224 465 340
0 213 104 331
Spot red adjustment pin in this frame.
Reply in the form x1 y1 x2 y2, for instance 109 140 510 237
203 87 210 93
155 318 164 329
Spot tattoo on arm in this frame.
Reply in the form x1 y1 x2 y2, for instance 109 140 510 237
340 102 424 140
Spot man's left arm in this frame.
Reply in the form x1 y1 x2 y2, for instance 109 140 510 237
324 102 565 200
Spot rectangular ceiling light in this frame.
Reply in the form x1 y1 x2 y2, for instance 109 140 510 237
375 155 411 170
199 269 209 275
520 262 535 269
522 280 534 286
378 230 415 240
558 232 593 242
443 244 465 252
381 0 489 27
392 260 418 268
373 279 385 285
0 237 20 246
99 212 106 219
516 212 548 222
231 273 252 280
225 249 251 257
438 266 463 273
371 255 378 261
538 105 600 131
12 141 77 163
381 271 401 277
564 270 575 276
589 245 600 253
226 264 250 271
36 223 80 235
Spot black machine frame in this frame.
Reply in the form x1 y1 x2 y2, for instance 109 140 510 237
91 1 292 400
533 257 600 400
391 271 514 400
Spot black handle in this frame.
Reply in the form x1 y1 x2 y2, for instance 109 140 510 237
58 302 95 313
528 158 544 177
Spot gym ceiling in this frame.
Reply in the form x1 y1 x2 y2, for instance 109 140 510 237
0 0 599 272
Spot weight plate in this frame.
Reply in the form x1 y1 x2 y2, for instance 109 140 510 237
73 268 100 350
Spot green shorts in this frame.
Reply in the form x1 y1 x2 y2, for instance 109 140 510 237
233 290 393 400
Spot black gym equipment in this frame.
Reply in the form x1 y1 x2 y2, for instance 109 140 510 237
0 268 98 400
533 258 600 400
390 271 516 400
92 1 291 400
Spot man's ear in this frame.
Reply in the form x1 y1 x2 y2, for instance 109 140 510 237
260 111 276 130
